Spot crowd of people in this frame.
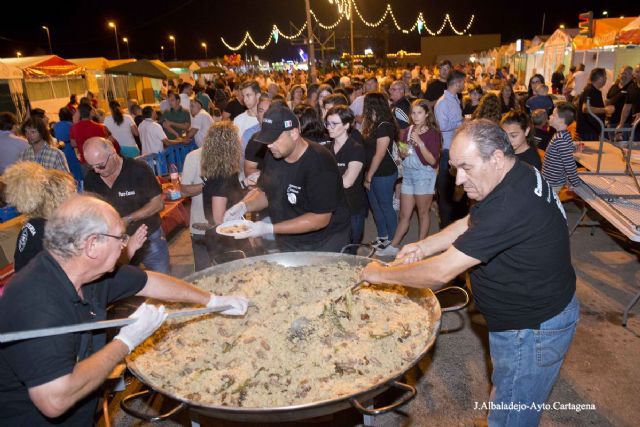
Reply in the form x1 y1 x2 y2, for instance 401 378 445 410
1 57 639 426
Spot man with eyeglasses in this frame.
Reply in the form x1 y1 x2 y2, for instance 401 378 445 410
389 80 411 129
0 194 248 426
83 137 170 274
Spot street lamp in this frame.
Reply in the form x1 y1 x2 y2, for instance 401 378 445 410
16 51 22 58
122 37 131 58
602 11 608 17
160 45 165 61
169 35 177 60
41 26 52 54
108 21 121 59
201 42 208 60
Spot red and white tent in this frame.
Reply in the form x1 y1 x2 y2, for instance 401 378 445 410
620 16 640 44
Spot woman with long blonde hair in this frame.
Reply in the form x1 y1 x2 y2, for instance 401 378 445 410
200 121 249 261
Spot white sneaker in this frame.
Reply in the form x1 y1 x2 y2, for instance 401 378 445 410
376 245 399 256
370 237 390 250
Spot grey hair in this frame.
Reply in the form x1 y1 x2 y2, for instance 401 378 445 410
454 119 515 161
44 194 113 259
391 80 406 90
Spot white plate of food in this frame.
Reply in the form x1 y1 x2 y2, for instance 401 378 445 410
215 219 255 237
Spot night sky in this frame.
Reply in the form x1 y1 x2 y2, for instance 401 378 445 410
0 0 635 62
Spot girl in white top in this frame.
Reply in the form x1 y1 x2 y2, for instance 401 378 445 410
104 101 140 158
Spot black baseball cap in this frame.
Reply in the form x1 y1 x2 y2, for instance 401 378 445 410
254 104 300 144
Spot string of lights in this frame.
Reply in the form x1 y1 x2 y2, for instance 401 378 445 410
310 9 344 30
220 2 474 51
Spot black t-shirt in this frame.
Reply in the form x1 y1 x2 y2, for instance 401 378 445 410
516 147 542 170
84 157 163 235
258 141 351 251
424 79 447 102
462 102 477 117
0 252 147 426
202 173 244 224
393 97 411 129
349 128 364 145
577 83 605 137
606 81 631 125
626 82 640 116
327 136 367 214
13 218 46 272
223 98 246 121
363 121 398 177
453 160 576 332
245 134 269 170
533 127 555 151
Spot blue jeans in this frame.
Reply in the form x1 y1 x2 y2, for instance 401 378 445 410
134 227 170 274
350 211 366 246
488 293 579 427
367 172 398 239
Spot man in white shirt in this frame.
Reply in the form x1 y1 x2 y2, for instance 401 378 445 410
233 80 260 139
186 99 214 147
138 106 170 155
179 83 193 111
179 147 210 271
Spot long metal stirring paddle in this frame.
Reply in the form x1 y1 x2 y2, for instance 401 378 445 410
0 304 232 344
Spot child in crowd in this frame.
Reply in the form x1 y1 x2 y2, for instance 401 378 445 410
541 102 582 194
525 84 554 116
531 109 554 150
500 110 542 170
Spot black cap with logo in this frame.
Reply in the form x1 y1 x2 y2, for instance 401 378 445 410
253 104 300 144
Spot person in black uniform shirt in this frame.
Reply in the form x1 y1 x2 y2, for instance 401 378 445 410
83 137 170 274
0 195 248 426
606 66 633 129
361 119 578 427
325 105 367 249
3 162 148 272
577 68 615 141
500 110 542 170
617 64 640 141
223 104 351 252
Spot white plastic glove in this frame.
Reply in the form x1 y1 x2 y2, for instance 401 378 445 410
114 303 168 353
223 202 247 222
234 220 273 240
242 172 261 187
207 295 249 316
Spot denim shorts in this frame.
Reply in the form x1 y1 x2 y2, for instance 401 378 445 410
401 166 437 195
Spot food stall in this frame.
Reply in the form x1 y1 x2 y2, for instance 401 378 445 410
104 59 178 105
67 57 135 109
1 55 85 118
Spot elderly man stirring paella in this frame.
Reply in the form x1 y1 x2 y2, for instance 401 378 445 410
361 119 579 427
0 195 248 426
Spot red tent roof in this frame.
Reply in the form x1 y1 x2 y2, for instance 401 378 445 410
1 55 84 77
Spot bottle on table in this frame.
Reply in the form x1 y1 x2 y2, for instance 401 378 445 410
168 164 181 200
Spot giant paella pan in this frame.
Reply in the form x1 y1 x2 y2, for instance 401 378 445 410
123 252 467 422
